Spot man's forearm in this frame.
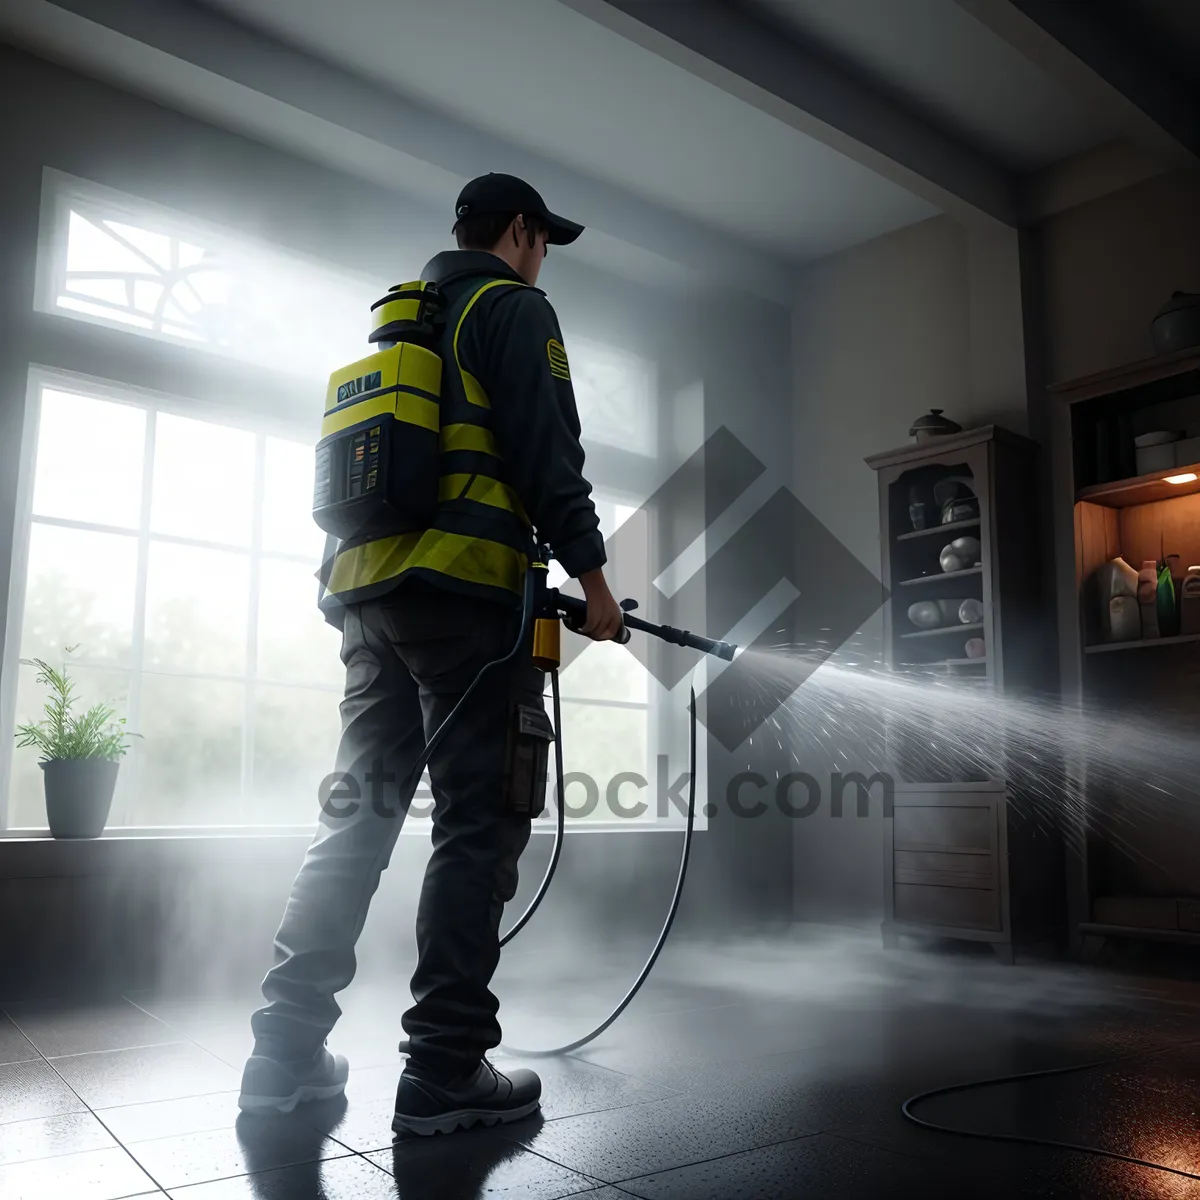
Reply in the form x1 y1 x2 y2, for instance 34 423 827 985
578 566 611 596
551 527 607 578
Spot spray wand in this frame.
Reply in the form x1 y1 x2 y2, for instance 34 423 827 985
539 586 737 662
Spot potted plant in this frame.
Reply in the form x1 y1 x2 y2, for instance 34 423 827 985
14 650 136 838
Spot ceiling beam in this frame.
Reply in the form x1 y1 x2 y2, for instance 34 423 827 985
955 0 1200 170
559 0 1021 229
0 0 797 304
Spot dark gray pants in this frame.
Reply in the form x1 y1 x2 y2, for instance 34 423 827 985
250 580 544 1080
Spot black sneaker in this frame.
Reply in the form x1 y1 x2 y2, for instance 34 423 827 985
392 1059 541 1136
238 1046 349 1114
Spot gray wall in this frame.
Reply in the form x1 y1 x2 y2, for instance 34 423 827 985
1036 168 1200 383
0 44 795 997
789 214 1031 924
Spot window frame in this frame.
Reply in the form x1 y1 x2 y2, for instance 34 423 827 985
32 168 391 384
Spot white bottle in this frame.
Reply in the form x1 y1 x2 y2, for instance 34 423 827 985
1095 557 1139 642
1180 566 1200 636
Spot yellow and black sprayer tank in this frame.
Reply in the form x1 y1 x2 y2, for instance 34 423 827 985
313 282 445 542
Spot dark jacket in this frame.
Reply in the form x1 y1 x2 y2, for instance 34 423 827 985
420 250 606 580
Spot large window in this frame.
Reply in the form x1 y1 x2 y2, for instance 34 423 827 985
6 380 342 829
4 177 671 832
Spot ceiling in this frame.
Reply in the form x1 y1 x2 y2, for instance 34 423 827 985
1096 0 1200 90
2 0 1196 299
197 0 938 264
740 0 1115 171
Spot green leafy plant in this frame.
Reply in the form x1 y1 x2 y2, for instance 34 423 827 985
14 648 136 762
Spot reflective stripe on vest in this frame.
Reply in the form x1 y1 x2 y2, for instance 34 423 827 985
321 529 527 603
438 474 524 512
319 278 532 610
453 279 517 409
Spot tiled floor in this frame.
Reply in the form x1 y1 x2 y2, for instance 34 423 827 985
4 929 1200 1198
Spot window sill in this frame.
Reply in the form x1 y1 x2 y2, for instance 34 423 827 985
0 819 698 878
0 828 317 840
0 817 699 841
0 829 317 880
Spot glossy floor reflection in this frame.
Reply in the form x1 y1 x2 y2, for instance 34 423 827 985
3 930 1200 1198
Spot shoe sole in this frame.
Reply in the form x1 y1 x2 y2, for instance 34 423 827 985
238 1080 348 1114
391 1098 541 1137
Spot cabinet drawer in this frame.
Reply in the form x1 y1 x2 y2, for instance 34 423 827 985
894 883 1000 930
894 805 994 854
894 850 996 890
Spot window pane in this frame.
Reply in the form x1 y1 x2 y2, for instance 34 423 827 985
151 413 255 545
554 701 650 824
262 437 325 561
550 495 645 702
565 336 656 457
8 661 132 829
144 543 250 674
256 559 344 687
20 524 139 667
130 676 244 825
249 684 341 824
32 390 145 528
54 200 387 379
556 640 649 703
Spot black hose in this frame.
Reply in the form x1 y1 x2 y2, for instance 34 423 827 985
901 1038 1200 1181
498 669 566 948
394 564 701 1061
498 686 698 1058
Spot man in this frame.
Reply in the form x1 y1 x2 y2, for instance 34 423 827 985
239 173 625 1134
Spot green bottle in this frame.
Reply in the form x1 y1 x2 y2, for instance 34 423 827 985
1157 560 1178 638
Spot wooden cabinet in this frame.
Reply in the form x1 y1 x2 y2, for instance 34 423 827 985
882 782 1063 961
867 427 1063 961
1049 347 1200 958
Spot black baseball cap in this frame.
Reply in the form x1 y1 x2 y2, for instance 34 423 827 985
454 173 585 246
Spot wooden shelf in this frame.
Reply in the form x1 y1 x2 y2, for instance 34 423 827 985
1049 345 1200 405
898 566 982 587
1084 632 1200 654
900 623 984 640
896 517 981 542
1076 461 1200 508
895 656 987 671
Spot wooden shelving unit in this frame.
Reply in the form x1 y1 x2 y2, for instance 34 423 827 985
1050 346 1200 960
866 426 1059 962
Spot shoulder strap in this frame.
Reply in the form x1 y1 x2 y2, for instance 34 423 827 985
452 279 528 371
